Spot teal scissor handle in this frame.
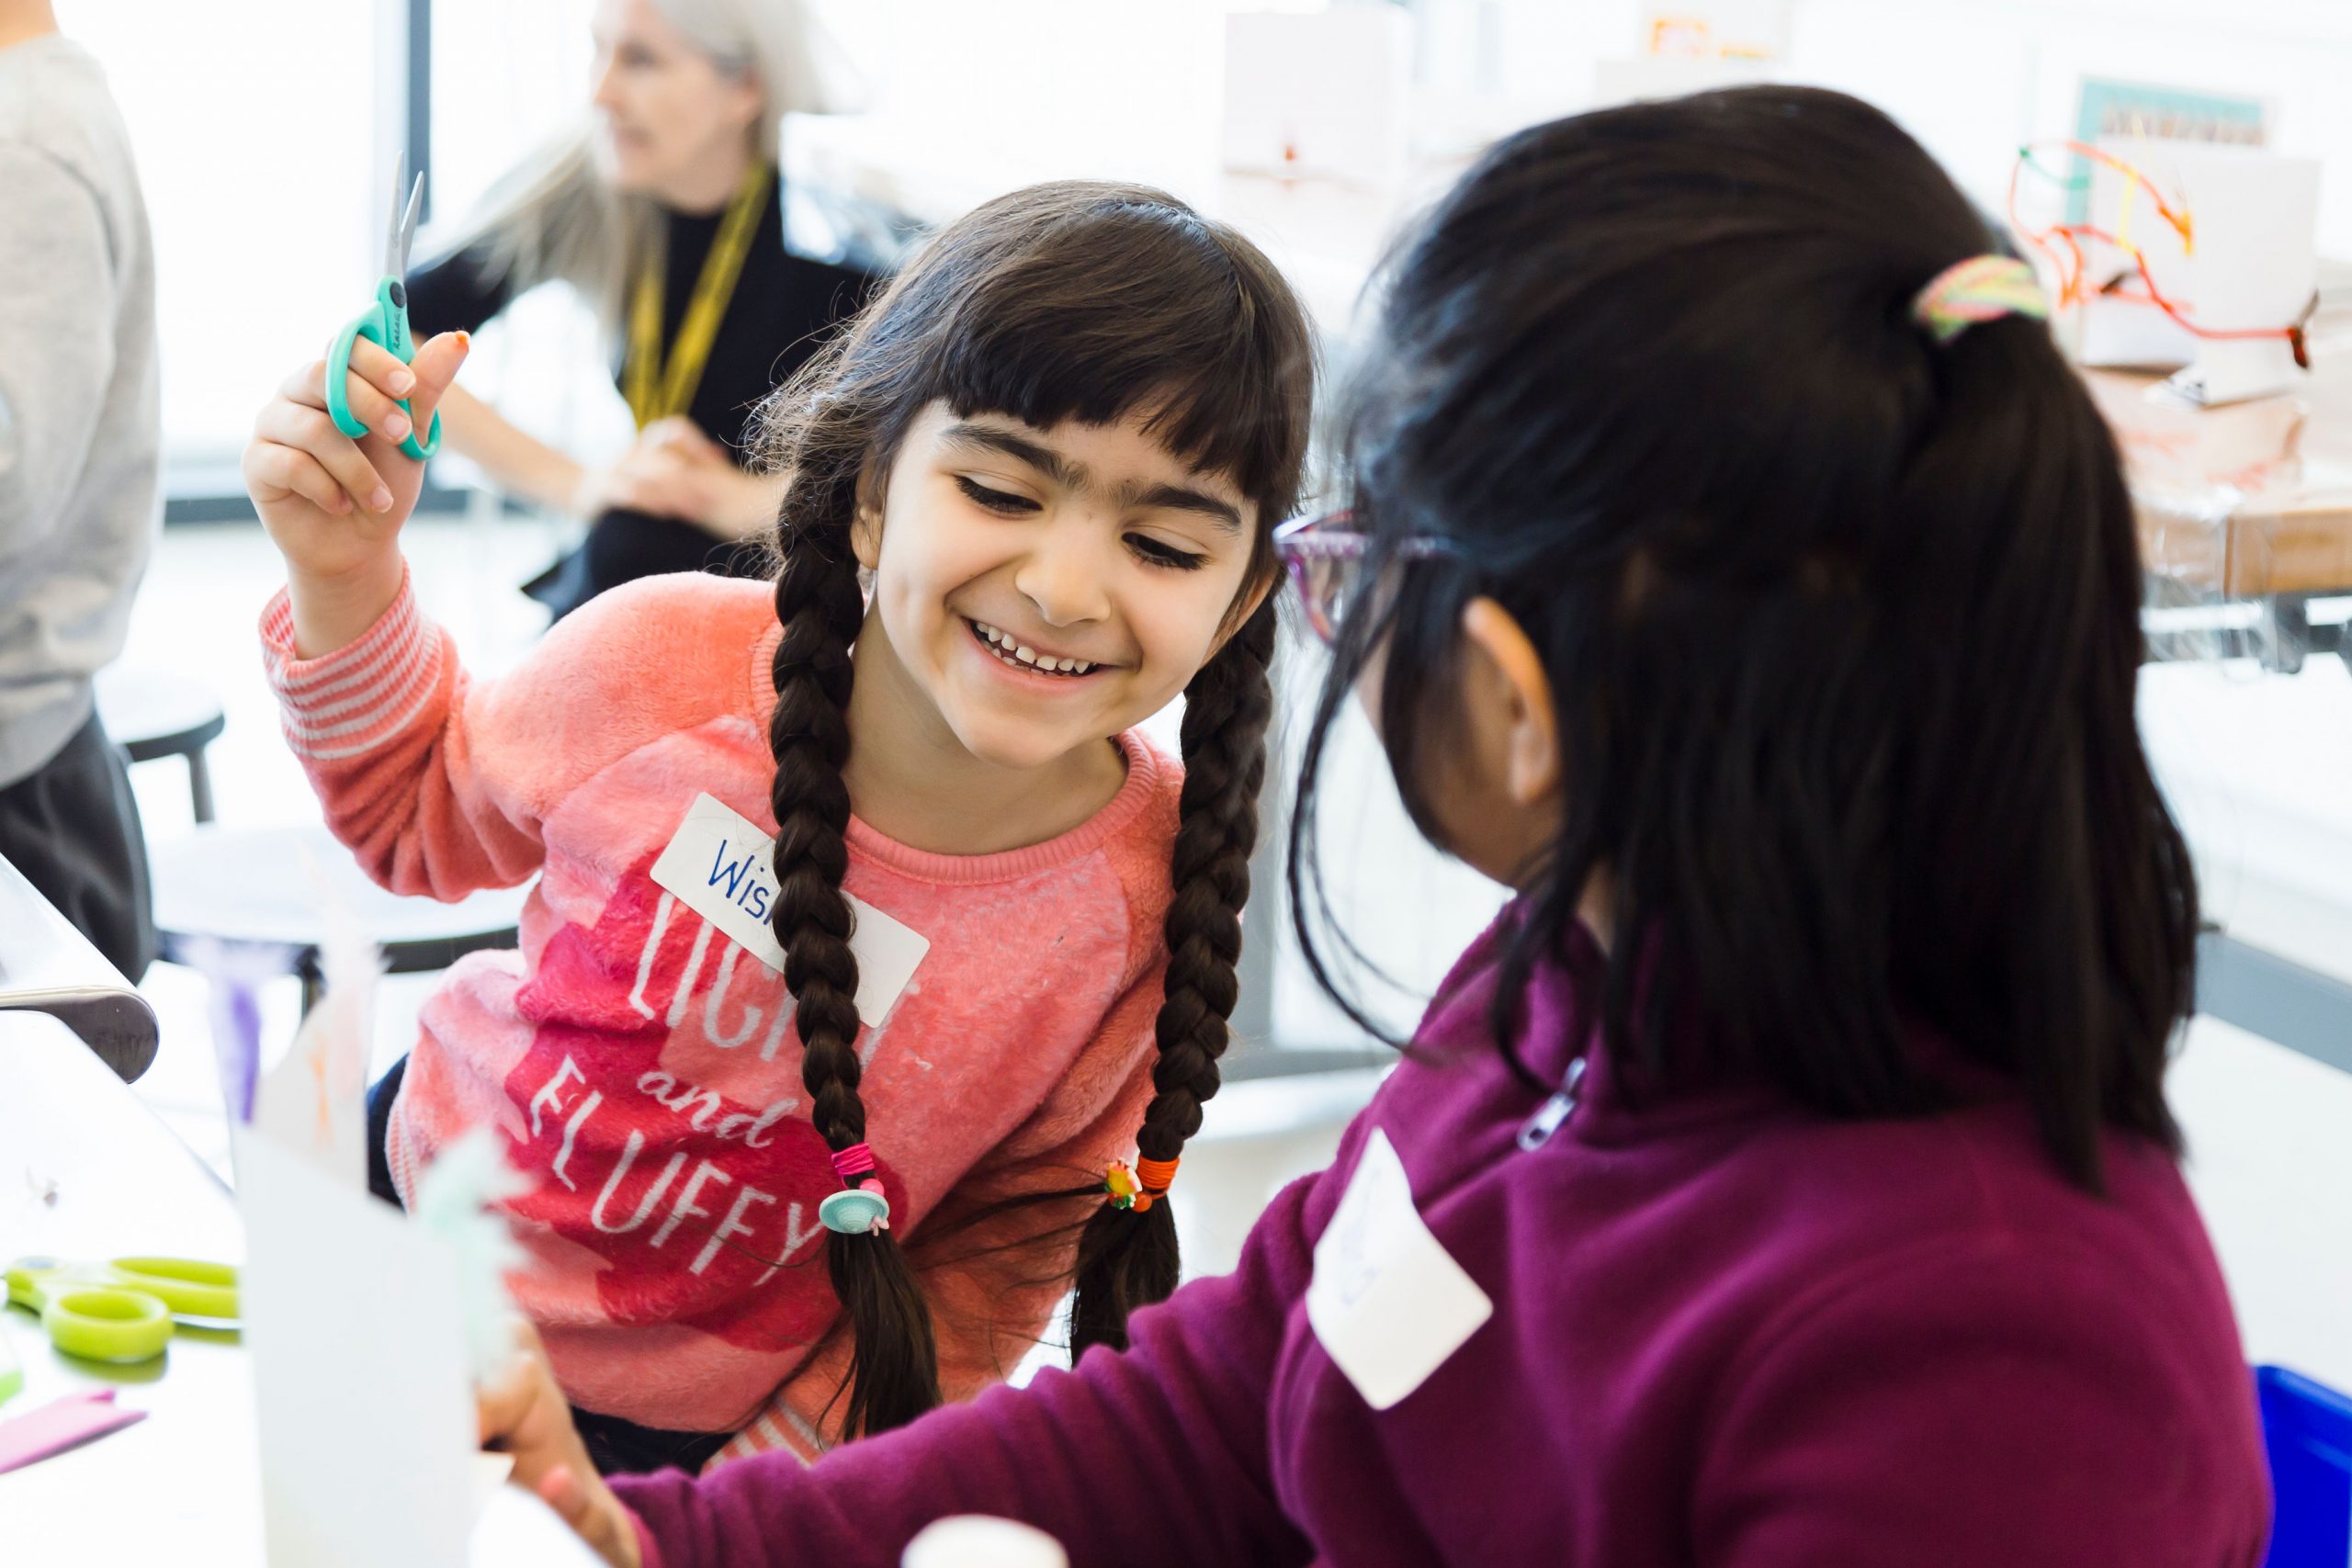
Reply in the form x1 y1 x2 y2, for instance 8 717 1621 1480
325 276 441 462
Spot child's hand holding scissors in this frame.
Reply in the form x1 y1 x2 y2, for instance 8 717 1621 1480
479 1318 642 1568
243 156 470 658
243 329 469 657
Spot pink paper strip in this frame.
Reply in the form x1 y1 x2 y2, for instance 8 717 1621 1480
0 1388 146 1473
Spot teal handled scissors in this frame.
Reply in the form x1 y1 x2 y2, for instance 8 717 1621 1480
5 1255 239 1367
325 152 441 462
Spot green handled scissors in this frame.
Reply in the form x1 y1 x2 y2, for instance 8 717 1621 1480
325 152 441 462
5 1255 239 1366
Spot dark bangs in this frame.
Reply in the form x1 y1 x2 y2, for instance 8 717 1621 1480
814 182 1313 540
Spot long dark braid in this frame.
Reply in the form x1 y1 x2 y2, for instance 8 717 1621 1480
751 176 1310 1418
1068 592 1280 1354
768 468 942 1438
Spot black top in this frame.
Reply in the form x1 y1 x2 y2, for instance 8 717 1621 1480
405 178 878 463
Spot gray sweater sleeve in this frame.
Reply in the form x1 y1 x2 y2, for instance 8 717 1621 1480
0 143 115 557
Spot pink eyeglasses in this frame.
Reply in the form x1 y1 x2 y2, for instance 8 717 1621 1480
1272 510 1461 646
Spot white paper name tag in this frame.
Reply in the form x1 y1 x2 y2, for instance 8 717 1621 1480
1306 1127 1494 1411
650 793 930 1030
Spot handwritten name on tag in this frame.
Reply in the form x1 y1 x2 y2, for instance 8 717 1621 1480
650 793 930 1030
1306 1127 1494 1411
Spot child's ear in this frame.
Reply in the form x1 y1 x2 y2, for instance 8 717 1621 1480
850 473 884 570
1459 598 1560 808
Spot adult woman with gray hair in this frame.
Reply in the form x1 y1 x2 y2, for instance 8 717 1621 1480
409 0 876 617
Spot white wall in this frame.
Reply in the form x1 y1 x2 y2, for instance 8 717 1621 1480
56 0 387 472
1430 0 2352 254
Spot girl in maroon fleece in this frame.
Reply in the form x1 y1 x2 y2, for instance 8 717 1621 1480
482 87 2271 1568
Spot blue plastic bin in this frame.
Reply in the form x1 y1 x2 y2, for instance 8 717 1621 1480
2260 1365 2352 1567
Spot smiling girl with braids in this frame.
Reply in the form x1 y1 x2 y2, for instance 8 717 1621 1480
243 181 1311 1476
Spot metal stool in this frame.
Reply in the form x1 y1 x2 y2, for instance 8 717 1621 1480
152 824 528 1011
95 665 226 823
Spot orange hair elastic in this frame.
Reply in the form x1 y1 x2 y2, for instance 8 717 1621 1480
1134 1156 1180 1213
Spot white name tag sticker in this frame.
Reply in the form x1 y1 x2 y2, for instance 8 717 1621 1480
1306 1127 1494 1412
650 793 930 1030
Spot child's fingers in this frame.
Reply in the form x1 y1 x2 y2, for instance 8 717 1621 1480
244 439 356 516
341 335 421 402
254 399 394 513
401 331 470 433
537 1467 591 1526
476 1350 541 1448
537 1468 638 1568
281 358 415 446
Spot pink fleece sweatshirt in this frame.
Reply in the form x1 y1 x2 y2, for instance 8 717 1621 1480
260 570 1180 1464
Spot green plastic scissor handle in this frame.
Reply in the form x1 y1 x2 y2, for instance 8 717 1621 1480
4 1255 242 1367
1 1321 21 1405
325 276 442 462
107 1257 239 1322
42 1287 172 1365
6 1255 62 1313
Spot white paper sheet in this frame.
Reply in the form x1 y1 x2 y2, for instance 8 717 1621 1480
236 1128 475 1568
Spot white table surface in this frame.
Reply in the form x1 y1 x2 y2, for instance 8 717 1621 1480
0 1010 597 1564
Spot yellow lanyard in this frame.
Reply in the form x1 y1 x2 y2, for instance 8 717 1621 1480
623 162 770 430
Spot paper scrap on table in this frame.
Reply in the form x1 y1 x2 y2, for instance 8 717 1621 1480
0 1388 145 1475
246 866 379 1191
236 1127 474 1568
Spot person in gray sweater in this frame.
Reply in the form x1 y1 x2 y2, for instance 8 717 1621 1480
0 0 158 978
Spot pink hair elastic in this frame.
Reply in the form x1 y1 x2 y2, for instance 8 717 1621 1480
831 1144 878 1181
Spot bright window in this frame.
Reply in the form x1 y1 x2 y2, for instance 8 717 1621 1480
57 0 389 482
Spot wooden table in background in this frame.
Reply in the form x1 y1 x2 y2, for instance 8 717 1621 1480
2089 358 2352 600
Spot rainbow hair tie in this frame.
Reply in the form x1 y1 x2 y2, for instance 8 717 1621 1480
1911 255 2049 345
1103 1156 1180 1213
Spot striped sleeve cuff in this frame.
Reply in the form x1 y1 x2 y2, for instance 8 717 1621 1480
704 1404 824 1472
260 570 445 762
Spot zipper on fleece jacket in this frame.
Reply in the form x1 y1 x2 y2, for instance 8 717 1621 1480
1516 1055 1588 1152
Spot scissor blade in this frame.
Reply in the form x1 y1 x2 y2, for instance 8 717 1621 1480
383 152 408 277
394 173 424 276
